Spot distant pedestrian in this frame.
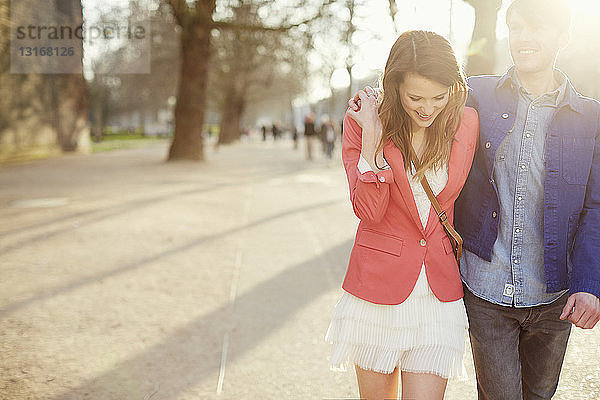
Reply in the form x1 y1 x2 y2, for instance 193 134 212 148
292 125 298 149
304 112 316 160
322 118 336 159
261 125 267 142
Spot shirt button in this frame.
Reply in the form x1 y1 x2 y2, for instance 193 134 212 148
492 211 498 218
485 142 491 149
526 133 531 138
531 104 536 110
420 239 427 247
518 196 522 201
514 259 519 264
379 176 385 183
502 113 509 119
515 228 521 233
521 165 526 170
489 178 494 184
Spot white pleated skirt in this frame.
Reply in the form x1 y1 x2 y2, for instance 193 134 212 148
324 263 469 379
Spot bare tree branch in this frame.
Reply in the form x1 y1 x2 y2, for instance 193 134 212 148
213 0 337 32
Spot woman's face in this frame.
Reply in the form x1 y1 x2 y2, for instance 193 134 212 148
398 72 450 131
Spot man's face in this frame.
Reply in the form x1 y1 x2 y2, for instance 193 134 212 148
507 11 567 74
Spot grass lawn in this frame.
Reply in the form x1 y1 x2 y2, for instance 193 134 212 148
91 134 170 153
1 134 172 165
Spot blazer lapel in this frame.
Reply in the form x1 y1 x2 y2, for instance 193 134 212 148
384 124 471 237
383 141 426 235
423 127 470 235
436 128 469 206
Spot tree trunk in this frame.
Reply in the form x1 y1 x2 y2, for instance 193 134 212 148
90 82 104 142
388 0 399 33
217 84 246 145
344 0 356 105
91 99 103 142
465 0 502 76
50 75 88 152
346 64 353 109
49 0 89 153
328 87 335 117
167 23 212 161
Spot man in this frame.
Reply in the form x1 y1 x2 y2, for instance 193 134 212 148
304 111 316 160
455 1 600 399
348 1 600 398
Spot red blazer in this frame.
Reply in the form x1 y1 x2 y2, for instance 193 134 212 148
341 107 479 305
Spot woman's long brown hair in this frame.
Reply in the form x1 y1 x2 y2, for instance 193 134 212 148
374 30 467 179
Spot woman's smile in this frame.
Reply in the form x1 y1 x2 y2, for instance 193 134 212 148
416 110 435 121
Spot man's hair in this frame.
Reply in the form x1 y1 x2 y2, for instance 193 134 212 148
506 0 571 33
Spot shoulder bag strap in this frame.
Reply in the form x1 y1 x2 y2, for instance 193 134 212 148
409 145 463 260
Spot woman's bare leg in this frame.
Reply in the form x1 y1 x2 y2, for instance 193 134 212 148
400 371 447 400
354 363 400 400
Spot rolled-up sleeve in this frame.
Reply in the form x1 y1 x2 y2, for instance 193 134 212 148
358 153 391 174
342 112 394 223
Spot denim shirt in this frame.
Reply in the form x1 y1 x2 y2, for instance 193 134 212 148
461 68 569 307
455 69 600 302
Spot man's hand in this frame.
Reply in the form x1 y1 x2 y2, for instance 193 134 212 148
560 292 600 329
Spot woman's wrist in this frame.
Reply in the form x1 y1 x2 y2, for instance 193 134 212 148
360 123 383 171
360 150 380 172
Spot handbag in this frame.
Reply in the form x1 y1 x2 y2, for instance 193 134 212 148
409 145 463 262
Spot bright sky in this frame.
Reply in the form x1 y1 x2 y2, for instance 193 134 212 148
323 0 477 93
80 0 600 98
314 0 600 101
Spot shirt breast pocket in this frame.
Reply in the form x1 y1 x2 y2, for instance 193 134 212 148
561 136 595 185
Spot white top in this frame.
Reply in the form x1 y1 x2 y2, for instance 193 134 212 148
357 153 390 173
358 154 448 228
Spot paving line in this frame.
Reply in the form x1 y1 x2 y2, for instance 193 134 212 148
216 187 251 394
215 326 230 394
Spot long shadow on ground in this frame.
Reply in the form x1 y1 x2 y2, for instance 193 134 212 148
47 239 351 399
0 198 345 318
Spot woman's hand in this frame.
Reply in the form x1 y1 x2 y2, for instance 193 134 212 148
347 89 383 170
348 86 383 112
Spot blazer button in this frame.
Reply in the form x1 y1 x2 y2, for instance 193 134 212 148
379 176 385 183
485 142 491 149
420 239 427 246
502 113 509 119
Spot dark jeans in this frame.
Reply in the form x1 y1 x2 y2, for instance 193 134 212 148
463 284 572 400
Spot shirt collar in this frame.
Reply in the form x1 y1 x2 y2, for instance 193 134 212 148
495 66 583 114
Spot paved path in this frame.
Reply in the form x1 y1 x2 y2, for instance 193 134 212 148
0 138 598 399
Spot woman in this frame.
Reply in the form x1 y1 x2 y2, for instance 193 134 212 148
324 30 479 399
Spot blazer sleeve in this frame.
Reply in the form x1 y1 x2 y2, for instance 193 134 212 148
342 112 395 223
